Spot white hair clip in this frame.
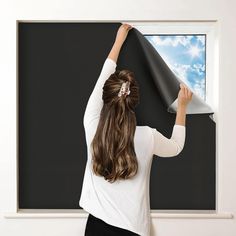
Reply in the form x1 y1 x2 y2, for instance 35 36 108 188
118 81 131 97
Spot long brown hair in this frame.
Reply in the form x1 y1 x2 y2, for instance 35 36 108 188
91 69 140 183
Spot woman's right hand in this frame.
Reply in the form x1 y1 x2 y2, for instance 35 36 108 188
115 23 133 45
177 83 193 108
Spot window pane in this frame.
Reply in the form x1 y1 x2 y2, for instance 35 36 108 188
145 35 206 100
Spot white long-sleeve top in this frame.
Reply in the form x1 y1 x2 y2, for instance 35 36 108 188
79 58 186 236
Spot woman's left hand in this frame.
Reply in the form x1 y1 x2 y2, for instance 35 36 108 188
115 23 133 45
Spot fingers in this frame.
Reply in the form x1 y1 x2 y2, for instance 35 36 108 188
183 85 187 98
179 83 193 99
180 83 186 96
122 23 133 31
187 88 193 99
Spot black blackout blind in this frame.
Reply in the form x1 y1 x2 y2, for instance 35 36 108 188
18 22 215 209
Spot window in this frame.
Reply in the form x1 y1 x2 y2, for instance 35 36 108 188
145 34 206 100
131 22 219 114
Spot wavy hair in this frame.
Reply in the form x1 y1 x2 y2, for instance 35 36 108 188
91 69 140 183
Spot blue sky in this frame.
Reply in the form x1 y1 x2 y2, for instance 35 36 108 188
145 35 206 100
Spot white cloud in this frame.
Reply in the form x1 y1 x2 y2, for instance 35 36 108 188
192 77 205 100
168 63 205 100
151 35 193 48
190 63 205 76
169 63 190 81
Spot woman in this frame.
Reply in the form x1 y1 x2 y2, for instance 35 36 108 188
79 24 193 236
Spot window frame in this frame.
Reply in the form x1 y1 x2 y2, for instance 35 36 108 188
4 20 230 219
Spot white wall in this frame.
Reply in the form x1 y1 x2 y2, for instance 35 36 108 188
1 0 236 235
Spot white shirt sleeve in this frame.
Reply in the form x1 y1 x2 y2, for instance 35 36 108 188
83 58 117 129
151 124 186 157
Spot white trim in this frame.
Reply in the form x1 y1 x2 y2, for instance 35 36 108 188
3 209 234 219
15 20 221 216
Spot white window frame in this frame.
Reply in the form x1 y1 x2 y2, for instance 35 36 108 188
4 20 232 220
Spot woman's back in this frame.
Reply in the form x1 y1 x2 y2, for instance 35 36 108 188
79 55 188 236
79 123 185 236
79 125 152 236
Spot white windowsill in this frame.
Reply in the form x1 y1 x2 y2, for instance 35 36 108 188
3 209 234 219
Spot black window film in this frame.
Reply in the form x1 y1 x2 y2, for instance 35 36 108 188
18 22 215 210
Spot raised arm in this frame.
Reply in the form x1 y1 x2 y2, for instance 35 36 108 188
151 124 186 157
107 24 133 63
83 58 116 129
152 83 193 157
83 24 133 129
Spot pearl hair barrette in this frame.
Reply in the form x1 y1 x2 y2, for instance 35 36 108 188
118 81 131 97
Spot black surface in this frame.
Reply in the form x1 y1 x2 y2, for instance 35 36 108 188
18 22 216 209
